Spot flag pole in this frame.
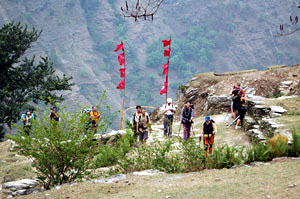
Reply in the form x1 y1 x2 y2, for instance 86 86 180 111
165 36 171 104
120 51 126 130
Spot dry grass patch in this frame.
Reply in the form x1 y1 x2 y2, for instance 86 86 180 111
16 161 300 199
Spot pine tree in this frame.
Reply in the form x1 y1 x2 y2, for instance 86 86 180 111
0 21 74 139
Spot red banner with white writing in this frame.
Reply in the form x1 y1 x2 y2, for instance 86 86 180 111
160 37 171 95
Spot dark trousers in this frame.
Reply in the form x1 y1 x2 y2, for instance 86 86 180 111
163 115 173 136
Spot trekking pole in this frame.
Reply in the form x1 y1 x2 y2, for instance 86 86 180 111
178 123 181 137
230 115 240 126
191 123 195 138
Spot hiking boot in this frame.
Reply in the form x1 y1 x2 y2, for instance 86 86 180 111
235 126 241 129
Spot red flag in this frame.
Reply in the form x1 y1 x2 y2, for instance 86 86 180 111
162 38 172 47
160 82 168 95
164 47 171 57
117 79 125 89
119 68 126 78
162 60 169 75
114 41 124 52
118 53 125 66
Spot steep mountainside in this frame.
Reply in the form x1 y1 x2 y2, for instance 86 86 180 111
1 0 300 128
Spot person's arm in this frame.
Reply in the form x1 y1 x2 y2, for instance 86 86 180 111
241 96 251 102
212 123 216 135
172 105 176 114
48 113 51 118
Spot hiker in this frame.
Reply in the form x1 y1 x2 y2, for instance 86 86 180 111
90 106 100 134
83 108 92 130
180 101 194 141
161 98 176 137
202 116 216 154
136 108 151 144
21 111 34 135
132 105 142 139
230 83 245 119
233 90 251 129
48 107 59 121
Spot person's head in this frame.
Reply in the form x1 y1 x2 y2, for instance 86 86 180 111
136 105 142 113
235 83 241 89
185 101 191 109
92 106 97 111
205 116 210 123
142 108 146 115
167 98 172 105
26 111 31 115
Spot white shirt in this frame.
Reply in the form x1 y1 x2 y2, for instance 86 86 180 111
161 103 176 115
134 112 149 123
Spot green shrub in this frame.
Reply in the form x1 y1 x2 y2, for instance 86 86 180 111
289 127 300 157
245 142 272 163
207 145 242 169
94 130 135 168
7 111 98 189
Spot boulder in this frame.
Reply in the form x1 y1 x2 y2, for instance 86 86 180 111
205 95 231 114
269 106 287 114
3 179 38 190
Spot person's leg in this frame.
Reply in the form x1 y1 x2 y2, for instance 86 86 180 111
163 117 168 136
186 124 191 140
183 124 188 141
168 118 173 137
139 131 143 143
143 131 148 145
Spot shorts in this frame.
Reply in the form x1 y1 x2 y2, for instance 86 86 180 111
91 120 97 127
238 107 246 121
139 130 148 141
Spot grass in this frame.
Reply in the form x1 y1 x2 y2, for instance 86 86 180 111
275 115 300 130
0 141 34 182
16 160 300 199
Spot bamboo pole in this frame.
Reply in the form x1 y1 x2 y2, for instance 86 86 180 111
120 51 126 130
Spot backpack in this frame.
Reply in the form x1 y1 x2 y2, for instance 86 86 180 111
138 114 150 129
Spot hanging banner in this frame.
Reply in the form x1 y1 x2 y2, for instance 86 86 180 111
114 41 124 52
164 47 171 57
162 38 172 47
116 78 125 89
118 53 125 66
162 60 169 75
119 68 126 78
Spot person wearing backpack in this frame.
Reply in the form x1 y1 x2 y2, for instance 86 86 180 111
48 107 59 122
180 101 194 141
202 116 216 154
233 90 251 129
21 111 34 135
136 108 151 144
132 105 142 139
161 98 176 137
90 106 100 134
230 83 245 119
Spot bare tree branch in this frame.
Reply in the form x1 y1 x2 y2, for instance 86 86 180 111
276 3 300 37
121 0 164 21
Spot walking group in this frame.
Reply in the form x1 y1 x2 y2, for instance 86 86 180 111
131 98 216 154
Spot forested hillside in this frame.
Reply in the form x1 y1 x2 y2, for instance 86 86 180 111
1 0 299 128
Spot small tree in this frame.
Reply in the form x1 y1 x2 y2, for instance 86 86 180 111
0 21 74 139
8 110 98 189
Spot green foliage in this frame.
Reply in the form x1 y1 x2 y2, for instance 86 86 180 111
7 110 98 189
289 127 300 157
244 142 271 163
94 130 135 168
177 84 187 95
207 145 242 169
0 22 73 139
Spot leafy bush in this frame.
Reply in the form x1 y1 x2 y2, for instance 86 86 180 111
94 130 135 168
7 111 98 189
244 142 272 163
207 145 242 169
289 127 300 157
